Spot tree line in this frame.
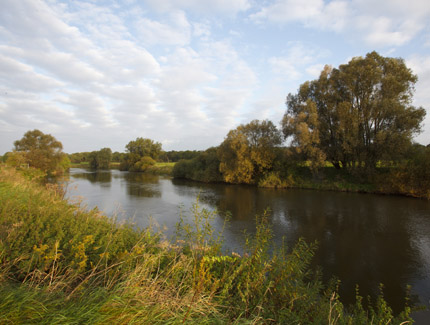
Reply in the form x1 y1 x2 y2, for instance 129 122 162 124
2 51 428 197
3 131 202 175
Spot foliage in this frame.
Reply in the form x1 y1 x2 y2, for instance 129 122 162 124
258 171 293 188
159 150 202 163
380 144 430 198
0 166 413 324
132 156 156 172
172 148 222 182
68 152 91 164
111 151 126 162
120 138 162 171
282 51 426 171
8 129 69 175
282 99 327 174
126 137 162 160
89 148 112 169
1 152 10 163
218 119 283 184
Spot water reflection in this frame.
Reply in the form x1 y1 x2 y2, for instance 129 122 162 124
124 173 161 198
67 168 430 313
71 169 112 184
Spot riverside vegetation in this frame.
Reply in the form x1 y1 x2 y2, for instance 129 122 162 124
0 165 414 324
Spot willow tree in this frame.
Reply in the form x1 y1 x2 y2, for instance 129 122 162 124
282 51 426 170
218 120 282 184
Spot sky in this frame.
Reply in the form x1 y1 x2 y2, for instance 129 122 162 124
1 0 430 154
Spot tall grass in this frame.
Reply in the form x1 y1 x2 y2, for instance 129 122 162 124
0 165 413 324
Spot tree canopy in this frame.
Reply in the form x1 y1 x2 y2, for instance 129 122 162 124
89 148 112 169
9 129 69 175
120 137 162 172
218 120 282 184
282 51 426 170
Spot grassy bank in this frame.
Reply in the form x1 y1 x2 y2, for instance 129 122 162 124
0 165 413 324
258 167 376 193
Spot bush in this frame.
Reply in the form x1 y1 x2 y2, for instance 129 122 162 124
132 156 156 172
258 172 294 188
381 146 430 198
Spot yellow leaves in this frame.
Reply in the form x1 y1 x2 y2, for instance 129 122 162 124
218 120 282 184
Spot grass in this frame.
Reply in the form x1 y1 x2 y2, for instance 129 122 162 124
0 164 413 324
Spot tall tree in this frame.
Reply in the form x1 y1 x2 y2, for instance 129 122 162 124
282 52 426 170
10 129 69 174
218 120 282 184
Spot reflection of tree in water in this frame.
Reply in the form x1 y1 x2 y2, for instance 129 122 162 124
124 172 161 198
275 192 423 313
126 184 161 198
170 179 428 313
124 172 159 184
171 179 260 221
72 171 112 184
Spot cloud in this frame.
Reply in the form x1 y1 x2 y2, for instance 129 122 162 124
135 11 192 46
407 55 430 145
151 42 258 148
250 0 348 32
0 0 429 154
251 0 430 48
268 43 329 80
359 16 423 47
143 0 251 16
0 53 64 92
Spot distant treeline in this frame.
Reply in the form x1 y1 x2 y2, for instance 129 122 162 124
68 148 202 168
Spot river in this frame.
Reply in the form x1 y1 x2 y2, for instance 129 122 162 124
65 168 430 313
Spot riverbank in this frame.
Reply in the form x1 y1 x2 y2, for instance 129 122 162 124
70 162 175 175
0 165 414 324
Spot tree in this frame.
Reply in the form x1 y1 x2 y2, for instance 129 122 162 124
126 138 161 160
218 120 283 184
282 99 326 174
120 138 162 171
282 52 426 170
89 148 112 169
10 129 69 175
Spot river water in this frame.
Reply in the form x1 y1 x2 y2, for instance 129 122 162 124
65 168 430 313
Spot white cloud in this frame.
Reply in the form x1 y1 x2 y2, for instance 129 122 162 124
250 0 348 32
143 0 251 16
135 11 191 46
0 54 64 92
407 55 430 145
251 0 430 48
360 16 423 47
306 64 325 78
268 43 329 80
